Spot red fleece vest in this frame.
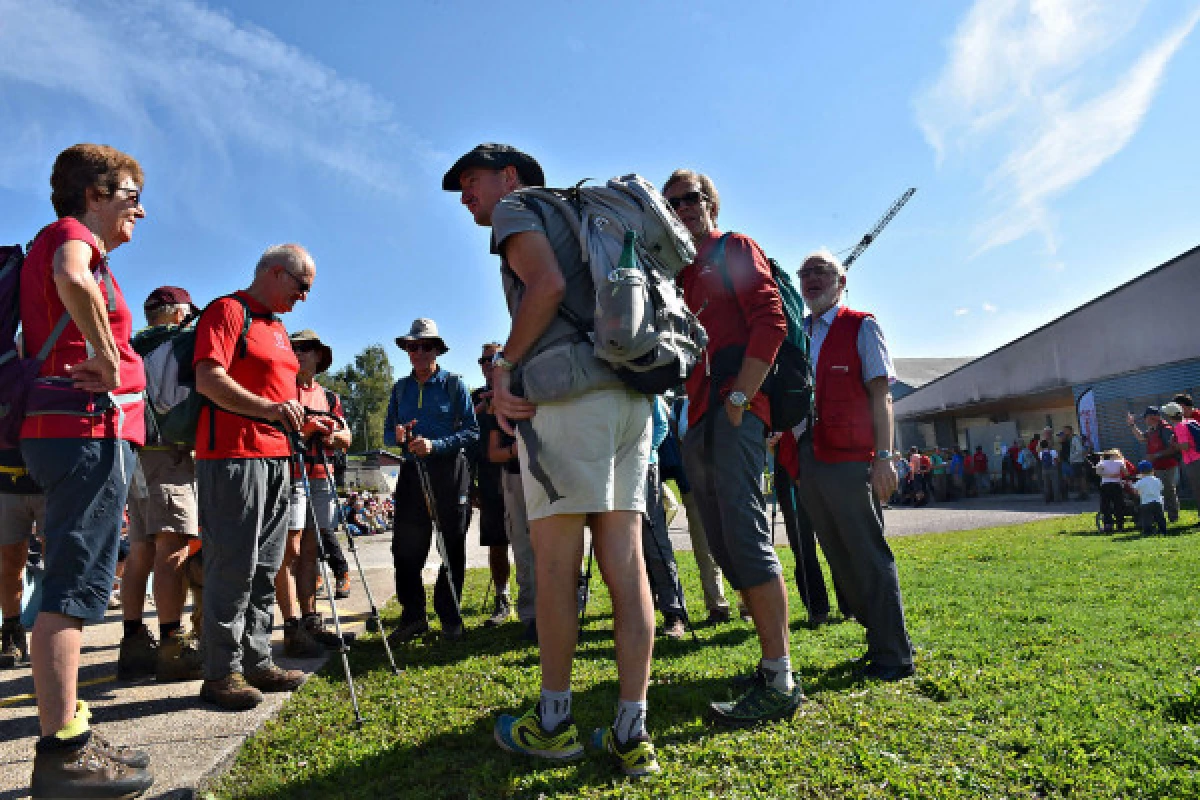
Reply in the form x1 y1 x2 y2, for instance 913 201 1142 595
813 308 876 464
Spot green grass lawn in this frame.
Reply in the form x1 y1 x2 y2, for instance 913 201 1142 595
212 513 1200 799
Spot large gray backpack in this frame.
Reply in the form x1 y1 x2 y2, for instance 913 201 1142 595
518 175 708 395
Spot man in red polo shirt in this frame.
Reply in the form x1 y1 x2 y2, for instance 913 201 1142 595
790 247 914 682
193 243 316 711
1127 407 1181 523
663 169 803 727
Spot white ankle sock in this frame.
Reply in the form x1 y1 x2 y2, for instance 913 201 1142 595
761 656 794 692
614 699 647 744
538 688 571 731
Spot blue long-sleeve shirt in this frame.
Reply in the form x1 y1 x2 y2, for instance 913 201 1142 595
649 396 669 466
383 367 479 457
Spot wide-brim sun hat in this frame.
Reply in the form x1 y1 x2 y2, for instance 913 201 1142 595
442 143 545 191
289 329 333 374
395 317 449 355
1161 402 1184 418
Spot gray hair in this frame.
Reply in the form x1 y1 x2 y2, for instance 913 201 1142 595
146 303 190 324
255 243 311 277
799 247 846 278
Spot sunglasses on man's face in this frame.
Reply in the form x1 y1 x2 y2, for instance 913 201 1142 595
479 356 495 366
666 190 706 210
405 342 439 353
292 343 319 353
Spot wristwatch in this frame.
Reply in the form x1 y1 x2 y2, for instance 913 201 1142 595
727 390 751 409
875 450 893 460
490 351 517 372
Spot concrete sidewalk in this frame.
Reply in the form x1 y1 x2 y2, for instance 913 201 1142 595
0 491 1092 797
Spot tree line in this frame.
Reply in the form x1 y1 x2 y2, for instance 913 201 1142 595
317 343 394 452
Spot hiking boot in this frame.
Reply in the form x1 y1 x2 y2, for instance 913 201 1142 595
303 614 348 649
1 619 28 667
591 726 661 777
200 673 263 711
730 665 802 693
156 628 204 683
709 679 805 728
117 624 159 681
31 734 154 800
245 663 307 693
705 607 732 626
74 700 151 769
662 614 686 640
386 617 429 646
484 595 513 628
283 619 326 658
494 707 583 761
334 574 351 600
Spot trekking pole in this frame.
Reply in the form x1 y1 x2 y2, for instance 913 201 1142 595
479 575 494 616
413 456 462 615
291 434 364 726
578 538 595 627
315 442 401 675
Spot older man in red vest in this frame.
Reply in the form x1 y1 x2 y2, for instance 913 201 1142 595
789 248 914 681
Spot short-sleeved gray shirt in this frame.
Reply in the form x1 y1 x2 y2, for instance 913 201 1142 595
490 192 607 371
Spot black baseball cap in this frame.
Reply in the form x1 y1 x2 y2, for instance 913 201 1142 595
442 143 545 191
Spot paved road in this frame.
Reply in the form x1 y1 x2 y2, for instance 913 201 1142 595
0 492 1093 797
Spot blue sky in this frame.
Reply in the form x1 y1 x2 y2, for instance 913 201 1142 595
2 0 1197 385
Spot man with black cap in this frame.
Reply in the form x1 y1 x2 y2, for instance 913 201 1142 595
383 318 478 643
1128 406 1181 523
445 144 660 777
118 286 204 683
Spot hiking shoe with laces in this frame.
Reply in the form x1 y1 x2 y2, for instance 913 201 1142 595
484 595 514 628
283 619 326 658
303 614 348 649
200 673 263 711
729 665 801 693
1 619 28 667
117 624 159 681
386 617 429 645
662 614 686 640
591 726 661 777
709 680 805 728
494 707 583 761
334 573 351 599
31 734 154 799
245 663 307 693
156 628 203 682
73 701 151 769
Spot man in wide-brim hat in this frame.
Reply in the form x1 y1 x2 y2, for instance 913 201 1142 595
289 329 333 374
395 318 449 355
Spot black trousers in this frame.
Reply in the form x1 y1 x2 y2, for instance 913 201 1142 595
319 527 349 579
391 453 472 627
774 460 833 618
1099 482 1125 530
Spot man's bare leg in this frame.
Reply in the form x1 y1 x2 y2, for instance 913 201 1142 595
0 540 29 620
740 575 790 660
120 540 154 620
31 612 82 735
590 510 654 704
529 514 585 692
274 530 302 621
152 532 190 626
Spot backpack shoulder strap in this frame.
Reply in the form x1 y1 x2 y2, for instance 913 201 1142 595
225 292 278 360
445 372 463 430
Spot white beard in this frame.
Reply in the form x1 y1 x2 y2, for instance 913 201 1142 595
807 286 842 315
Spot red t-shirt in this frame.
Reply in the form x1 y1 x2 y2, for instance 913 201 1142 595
973 452 988 473
295 382 344 480
19 218 146 443
193 291 298 460
678 230 787 430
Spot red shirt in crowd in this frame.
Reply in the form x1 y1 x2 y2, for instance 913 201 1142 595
193 291 298 460
295 381 343 480
677 230 786 430
19 217 145 443
973 452 988 474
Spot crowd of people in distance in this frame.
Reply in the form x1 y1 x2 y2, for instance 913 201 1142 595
0 140 1194 799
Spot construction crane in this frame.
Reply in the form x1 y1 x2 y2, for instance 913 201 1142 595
842 187 916 269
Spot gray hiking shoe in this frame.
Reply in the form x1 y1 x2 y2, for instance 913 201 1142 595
31 734 154 799
0 619 28 667
484 595 513 627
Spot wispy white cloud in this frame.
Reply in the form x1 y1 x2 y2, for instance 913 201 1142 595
0 0 438 197
982 302 997 312
916 1 1199 255
954 307 970 316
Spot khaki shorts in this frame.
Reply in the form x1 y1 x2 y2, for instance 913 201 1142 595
0 493 45 546
127 448 198 542
517 387 652 521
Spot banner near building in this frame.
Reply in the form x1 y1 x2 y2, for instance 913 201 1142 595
1077 388 1099 451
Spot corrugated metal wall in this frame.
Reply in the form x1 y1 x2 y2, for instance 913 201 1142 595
1075 358 1200 498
